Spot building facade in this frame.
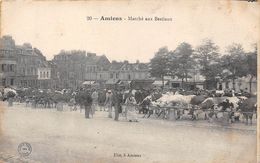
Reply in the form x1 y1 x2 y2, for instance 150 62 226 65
15 44 47 88
85 53 111 81
108 61 150 81
37 66 52 89
0 36 17 87
168 69 205 90
52 50 86 89
104 60 151 88
217 76 257 94
0 35 50 88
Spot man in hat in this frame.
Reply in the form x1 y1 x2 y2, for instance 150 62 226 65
91 89 99 114
112 88 124 121
75 89 84 113
78 88 93 119
98 89 107 111
105 89 113 118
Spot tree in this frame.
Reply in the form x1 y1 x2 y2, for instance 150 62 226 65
149 47 170 90
246 45 257 93
221 43 247 90
194 39 220 89
169 42 195 88
204 62 224 80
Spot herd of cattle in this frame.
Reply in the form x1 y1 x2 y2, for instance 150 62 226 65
139 93 257 125
1 87 257 125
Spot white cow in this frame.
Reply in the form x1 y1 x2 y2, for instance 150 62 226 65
3 88 17 97
152 94 195 107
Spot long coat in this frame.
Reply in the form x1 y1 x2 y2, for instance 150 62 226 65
112 91 123 107
76 91 93 106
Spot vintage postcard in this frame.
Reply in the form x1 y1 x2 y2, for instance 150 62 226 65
0 0 259 163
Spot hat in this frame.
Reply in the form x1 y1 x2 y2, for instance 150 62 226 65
108 90 112 93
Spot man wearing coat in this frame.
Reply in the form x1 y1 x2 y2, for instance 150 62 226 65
77 88 93 119
112 89 123 121
105 90 113 118
84 89 93 119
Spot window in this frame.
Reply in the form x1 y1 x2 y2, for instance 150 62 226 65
110 73 113 79
43 72 45 78
128 74 131 80
2 64 6 71
10 65 13 72
10 79 14 85
2 79 6 86
40 72 42 78
47 72 49 78
172 83 180 88
116 73 119 79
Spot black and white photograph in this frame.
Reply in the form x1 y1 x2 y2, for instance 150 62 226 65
0 0 259 162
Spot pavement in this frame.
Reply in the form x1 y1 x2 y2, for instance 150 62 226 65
0 102 257 163
0 152 40 163
147 117 256 132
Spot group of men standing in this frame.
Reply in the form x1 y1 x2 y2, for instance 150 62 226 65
75 88 124 121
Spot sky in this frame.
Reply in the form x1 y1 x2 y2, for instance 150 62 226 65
1 0 259 62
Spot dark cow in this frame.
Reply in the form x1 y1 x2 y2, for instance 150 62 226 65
190 95 207 106
197 97 235 122
139 96 153 118
217 99 235 123
237 97 257 125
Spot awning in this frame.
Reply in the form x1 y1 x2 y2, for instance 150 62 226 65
152 80 169 85
82 81 96 85
118 80 131 85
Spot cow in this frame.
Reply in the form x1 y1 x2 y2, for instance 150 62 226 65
196 97 237 122
214 90 225 97
237 97 256 125
139 96 153 118
196 98 215 120
216 99 236 123
190 95 208 106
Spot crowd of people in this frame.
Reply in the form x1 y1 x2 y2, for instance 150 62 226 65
0 86 158 122
72 87 158 122
0 86 257 124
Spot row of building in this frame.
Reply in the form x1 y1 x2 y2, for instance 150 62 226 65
52 50 152 89
0 36 154 90
0 36 48 88
0 35 256 93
